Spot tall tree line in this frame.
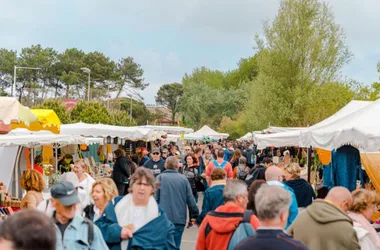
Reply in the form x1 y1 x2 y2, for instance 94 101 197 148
0 45 148 105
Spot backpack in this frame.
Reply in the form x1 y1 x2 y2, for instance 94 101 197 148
82 218 94 246
204 210 255 250
237 165 248 181
245 165 264 188
213 160 227 169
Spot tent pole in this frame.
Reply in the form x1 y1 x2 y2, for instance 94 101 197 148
307 146 312 183
55 146 58 172
31 148 34 169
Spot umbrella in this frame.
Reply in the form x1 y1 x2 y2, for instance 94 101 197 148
11 109 61 134
0 97 38 133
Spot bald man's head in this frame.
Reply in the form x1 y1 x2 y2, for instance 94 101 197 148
265 166 283 182
325 186 352 212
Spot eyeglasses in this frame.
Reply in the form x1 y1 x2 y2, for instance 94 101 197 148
185 149 191 151
152 152 160 155
135 182 150 187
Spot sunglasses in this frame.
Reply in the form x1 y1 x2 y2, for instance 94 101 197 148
152 152 160 155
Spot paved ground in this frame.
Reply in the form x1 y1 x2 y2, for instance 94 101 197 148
181 192 203 250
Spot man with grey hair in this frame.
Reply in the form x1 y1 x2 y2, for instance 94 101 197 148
156 156 199 249
265 166 298 228
236 186 308 250
196 179 259 250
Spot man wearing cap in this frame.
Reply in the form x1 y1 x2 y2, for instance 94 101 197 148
143 148 166 177
50 181 109 250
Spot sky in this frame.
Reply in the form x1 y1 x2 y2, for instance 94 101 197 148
1 0 380 104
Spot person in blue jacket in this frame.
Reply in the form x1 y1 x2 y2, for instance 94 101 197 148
265 166 299 229
95 167 177 250
196 167 226 225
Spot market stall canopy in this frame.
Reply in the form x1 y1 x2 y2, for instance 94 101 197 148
299 99 379 151
138 125 194 135
185 125 229 140
60 122 157 141
263 126 305 133
4 128 103 147
255 100 372 149
11 109 60 134
238 132 256 141
0 97 38 133
255 130 304 149
0 131 86 147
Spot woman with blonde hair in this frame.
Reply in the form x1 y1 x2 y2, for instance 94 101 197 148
20 169 45 209
73 158 95 208
84 178 119 222
283 163 315 208
348 189 380 250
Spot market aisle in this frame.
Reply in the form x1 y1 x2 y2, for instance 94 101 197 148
181 192 203 250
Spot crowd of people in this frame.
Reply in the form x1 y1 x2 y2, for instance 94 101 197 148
0 141 380 250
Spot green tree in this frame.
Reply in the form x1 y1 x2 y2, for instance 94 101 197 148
155 83 184 123
70 101 110 124
182 67 225 89
83 52 117 100
56 48 86 98
33 99 71 124
0 48 17 94
119 98 160 125
109 110 136 126
115 57 148 98
247 0 352 129
179 81 248 129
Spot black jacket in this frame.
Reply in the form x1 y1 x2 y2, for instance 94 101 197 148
84 204 95 222
244 149 255 166
236 229 309 250
111 156 130 184
284 178 316 207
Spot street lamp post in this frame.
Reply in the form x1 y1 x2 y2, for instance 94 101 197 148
130 94 133 120
81 67 91 101
12 66 41 97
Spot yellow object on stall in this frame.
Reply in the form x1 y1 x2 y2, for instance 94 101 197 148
42 145 53 164
0 97 39 134
316 148 332 165
360 153 380 193
25 148 31 169
11 109 60 134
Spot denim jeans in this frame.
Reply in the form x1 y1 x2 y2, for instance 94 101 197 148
173 224 185 249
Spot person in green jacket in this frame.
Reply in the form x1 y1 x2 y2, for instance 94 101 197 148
288 186 360 250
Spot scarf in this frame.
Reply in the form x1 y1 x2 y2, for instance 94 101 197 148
115 194 159 250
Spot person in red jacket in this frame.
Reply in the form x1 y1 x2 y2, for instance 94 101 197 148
196 179 260 250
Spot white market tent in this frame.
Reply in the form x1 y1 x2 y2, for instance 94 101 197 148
138 125 193 135
185 125 229 140
300 99 380 151
263 126 306 133
4 128 103 147
0 129 103 197
255 100 372 149
239 132 253 141
61 122 162 141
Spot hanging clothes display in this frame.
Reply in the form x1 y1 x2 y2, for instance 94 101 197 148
323 145 361 192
